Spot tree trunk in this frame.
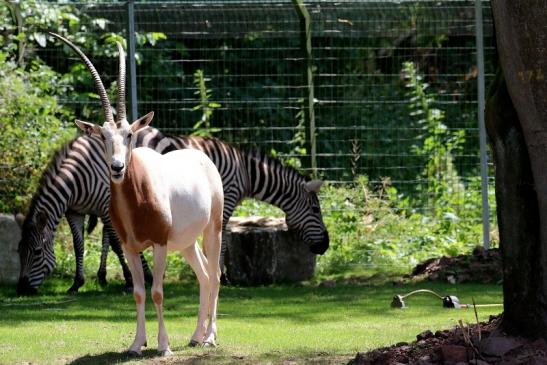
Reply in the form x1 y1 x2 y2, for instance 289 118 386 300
489 1 547 338
485 71 542 337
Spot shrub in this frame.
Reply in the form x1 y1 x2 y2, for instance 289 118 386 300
0 53 74 212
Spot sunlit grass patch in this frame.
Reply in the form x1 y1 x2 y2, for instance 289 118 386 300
0 279 501 364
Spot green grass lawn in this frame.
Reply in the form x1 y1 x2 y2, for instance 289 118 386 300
0 278 502 364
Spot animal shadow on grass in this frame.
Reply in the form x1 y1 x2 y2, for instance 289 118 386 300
68 348 219 365
68 349 158 365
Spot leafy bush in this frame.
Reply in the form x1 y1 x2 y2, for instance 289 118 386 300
0 53 74 212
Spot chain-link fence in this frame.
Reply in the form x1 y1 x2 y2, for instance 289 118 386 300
6 1 497 249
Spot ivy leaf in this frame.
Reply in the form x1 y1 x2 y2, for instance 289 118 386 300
34 32 47 48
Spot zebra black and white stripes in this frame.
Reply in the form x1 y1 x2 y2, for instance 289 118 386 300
17 128 329 294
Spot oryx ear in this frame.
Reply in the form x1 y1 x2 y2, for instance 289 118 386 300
75 120 102 136
14 213 25 228
131 111 154 133
304 179 324 193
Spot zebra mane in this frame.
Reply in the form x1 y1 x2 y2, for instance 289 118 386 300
243 146 312 183
25 136 81 220
173 134 311 184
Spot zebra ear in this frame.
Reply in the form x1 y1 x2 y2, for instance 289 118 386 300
304 179 324 193
14 213 25 228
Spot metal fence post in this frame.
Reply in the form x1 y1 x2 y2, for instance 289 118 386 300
293 0 317 176
126 0 138 121
474 0 490 250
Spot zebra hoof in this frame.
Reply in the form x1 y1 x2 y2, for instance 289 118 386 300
66 287 79 295
67 277 84 294
97 274 107 287
220 273 231 286
188 340 200 347
158 349 173 357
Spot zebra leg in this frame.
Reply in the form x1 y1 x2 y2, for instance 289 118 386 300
219 193 238 285
109 228 133 290
97 225 109 286
66 211 86 294
140 252 154 286
103 219 134 290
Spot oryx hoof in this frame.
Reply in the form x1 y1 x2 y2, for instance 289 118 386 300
202 341 217 348
158 349 173 357
125 350 142 357
188 339 200 347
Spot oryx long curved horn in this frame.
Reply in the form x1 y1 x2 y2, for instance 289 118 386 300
115 41 128 126
48 32 115 125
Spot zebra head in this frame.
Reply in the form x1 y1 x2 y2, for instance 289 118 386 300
49 33 154 184
16 212 56 295
284 179 329 255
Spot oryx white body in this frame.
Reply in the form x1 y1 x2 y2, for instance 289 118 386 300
110 146 224 355
49 32 224 356
111 147 223 253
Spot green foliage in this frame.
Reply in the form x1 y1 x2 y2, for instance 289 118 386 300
316 176 492 277
191 69 221 137
0 52 74 212
402 61 466 212
0 1 167 213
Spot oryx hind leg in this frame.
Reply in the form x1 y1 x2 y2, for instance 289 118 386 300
201 220 222 347
181 242 210 346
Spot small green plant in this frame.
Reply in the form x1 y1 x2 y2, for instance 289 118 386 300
402 61 466 215
270 98 307 170
191 69 221 137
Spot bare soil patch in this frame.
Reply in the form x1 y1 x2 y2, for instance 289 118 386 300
349 316 547 365
409 247 502 284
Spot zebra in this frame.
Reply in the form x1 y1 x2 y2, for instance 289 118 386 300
17 129 329 295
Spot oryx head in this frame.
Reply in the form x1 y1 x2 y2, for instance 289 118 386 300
50 33 154 184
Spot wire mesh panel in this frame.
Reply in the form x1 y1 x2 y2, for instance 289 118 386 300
4 1 497 250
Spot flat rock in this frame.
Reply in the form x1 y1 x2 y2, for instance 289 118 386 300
224 216 316 285
0 214 21 284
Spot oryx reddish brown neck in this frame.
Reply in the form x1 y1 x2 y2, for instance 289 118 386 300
109 153 170 252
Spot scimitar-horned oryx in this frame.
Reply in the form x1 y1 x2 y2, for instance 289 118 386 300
50 32 224 355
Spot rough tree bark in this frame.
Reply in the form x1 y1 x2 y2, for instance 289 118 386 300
488 1 547 338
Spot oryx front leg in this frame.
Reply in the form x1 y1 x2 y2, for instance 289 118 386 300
182 243 210 346
151 244 172 357
123 248 148 355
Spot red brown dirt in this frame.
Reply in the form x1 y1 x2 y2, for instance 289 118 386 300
349 316 547 365
409 247 502 284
